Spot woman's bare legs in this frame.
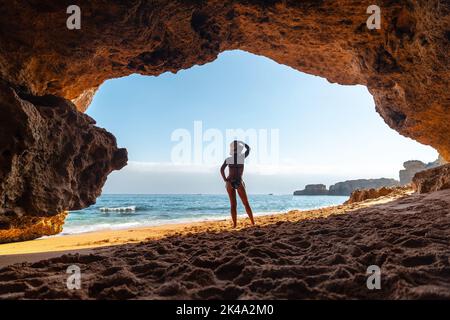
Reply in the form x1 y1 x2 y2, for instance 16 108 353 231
226 182 238 228
237 183 255 225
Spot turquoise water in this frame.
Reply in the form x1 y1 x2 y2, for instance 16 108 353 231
63 194 348 235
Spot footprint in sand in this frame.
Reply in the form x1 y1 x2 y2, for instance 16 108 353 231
215 256 246 280
402 255 436 267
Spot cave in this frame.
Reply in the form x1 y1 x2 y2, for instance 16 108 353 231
0 0 449 242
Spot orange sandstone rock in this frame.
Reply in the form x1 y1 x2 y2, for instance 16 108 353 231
345 187 395 204
0 212 67 244
412 164 450 193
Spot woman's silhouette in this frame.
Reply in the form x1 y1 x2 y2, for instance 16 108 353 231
220 140 255 228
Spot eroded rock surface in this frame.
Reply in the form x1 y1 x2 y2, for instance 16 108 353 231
0 81 127 241
344 186 413 204
0 212 68 244
412 164 450 193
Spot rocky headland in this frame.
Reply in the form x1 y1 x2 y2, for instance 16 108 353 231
294 178 400 196
294 157 447 197
293 184 329 196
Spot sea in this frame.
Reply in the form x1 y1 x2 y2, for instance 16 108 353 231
63 194 348 235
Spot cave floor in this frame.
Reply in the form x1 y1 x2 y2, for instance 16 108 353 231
0 189 449 299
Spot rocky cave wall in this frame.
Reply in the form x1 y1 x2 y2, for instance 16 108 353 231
0 0 449 242
0 80 127 242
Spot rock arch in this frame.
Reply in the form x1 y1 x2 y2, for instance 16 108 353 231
0 0 449 241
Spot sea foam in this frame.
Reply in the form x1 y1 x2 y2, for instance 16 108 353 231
100 206 137 212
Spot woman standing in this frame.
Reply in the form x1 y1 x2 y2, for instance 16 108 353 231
220 140 255 228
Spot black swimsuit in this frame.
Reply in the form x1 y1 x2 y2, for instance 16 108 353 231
230 178 242 189
225 144 250 190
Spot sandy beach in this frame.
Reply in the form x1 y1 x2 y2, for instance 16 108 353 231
1 188 449 299
0 190 401 264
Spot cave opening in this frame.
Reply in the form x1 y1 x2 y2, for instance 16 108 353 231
83 49 438 195
1 1 449 299
59 49 441 235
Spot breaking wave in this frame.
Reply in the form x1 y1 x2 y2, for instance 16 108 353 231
99 206 137 213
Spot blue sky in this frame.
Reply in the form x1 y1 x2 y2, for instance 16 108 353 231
87 50 438 194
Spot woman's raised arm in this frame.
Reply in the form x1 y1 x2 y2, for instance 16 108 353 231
244 143 251 158
220 161 228 182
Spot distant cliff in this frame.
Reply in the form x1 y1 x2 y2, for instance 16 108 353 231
294 178 400 196
293 157 445 196
399 157 444 185
328 178 400 196
293 184 329 195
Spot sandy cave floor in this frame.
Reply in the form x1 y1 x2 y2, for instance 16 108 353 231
0 189 449 299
